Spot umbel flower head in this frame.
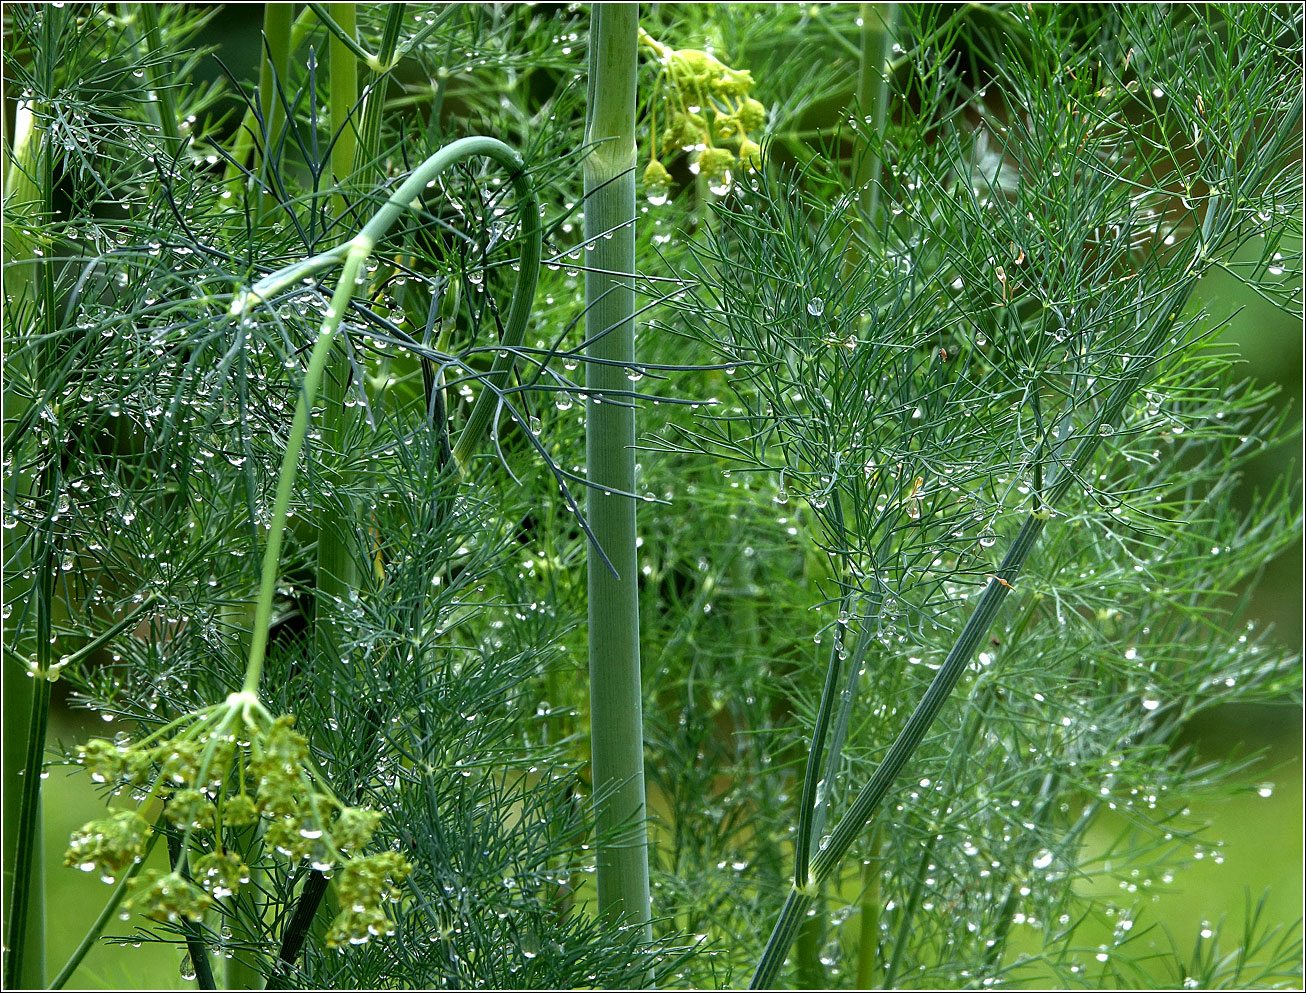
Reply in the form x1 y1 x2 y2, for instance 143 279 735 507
65 809 153 883
66 690 412 948
639 26 770 202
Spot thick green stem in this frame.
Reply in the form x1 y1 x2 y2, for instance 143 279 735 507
258 6 294 158
794 898 826 989
583 5 653 947
255 3 294 222
316 1 360 682
854 829 883 989
353 5 406 187
852 4 896 231
0 96 41 973
327 3 358 226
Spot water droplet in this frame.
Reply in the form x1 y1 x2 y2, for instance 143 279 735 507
807 297 825 317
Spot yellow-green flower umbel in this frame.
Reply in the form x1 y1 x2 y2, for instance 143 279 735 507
638 27 769 202
65 691 411 948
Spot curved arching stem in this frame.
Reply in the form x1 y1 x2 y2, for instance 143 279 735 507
231 135 541 694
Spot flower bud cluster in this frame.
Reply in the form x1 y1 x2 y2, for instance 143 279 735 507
639 27 768 202
66 696 411 947
325 851 413 948
65 809 153 883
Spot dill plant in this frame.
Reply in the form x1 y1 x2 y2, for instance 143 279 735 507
2 4 1301 992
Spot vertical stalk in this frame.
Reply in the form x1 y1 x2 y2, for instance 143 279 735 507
327 3 359 225
2 44 54 987
316 2 360 677
583 5 653 947
255 3 294 221
224 5 313 199
221 608 264 992
241 241 369 695
794 907 826 989
852 3 896 231
126 4 182 148
854 829 883 989
258 5 294 160
353 5 406 188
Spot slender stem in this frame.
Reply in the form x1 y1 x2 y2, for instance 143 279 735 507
752 887 813 988
267 868 331 985
307 2 374 65
814 605 877 847
795 502 866 892
242 242 367 694
792 621 845 890
41 594 159 674
811 535 1041 878
167 833 217 990
219 602 265 993
235 134 540 691
2 19 57 977
583 4 653 948
5 654 50 991
882 833 938 987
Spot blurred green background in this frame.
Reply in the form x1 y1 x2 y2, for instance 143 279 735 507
30 5 1302 988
